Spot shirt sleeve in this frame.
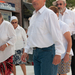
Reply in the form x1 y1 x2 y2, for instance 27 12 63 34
21 27 27 47
7 23 16 45
24 42 33 54
62 23 70 34
46 12 65 55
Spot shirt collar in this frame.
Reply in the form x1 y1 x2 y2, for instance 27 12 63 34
64 8 68 14
16 25 20 29
33 5 46 14
59 8 69 15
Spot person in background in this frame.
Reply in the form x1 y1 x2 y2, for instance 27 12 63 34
49 6 73 75
0 13 16 75
52 0 75 75
10 16 27 75
25 28 28 34
21 0 65 75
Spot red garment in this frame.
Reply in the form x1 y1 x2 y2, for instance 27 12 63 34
0 56 13 75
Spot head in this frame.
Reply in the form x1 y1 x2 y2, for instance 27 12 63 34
49 6 59 17
32 0 46 11
52 0 66 13
10 16 18 29
0 12 3 24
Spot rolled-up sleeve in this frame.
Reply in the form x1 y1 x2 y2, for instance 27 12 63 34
24 42 33 54
47 12 65 55
22 28 27 47
7 23 16 45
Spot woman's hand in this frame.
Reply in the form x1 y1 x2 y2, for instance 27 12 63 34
63 54 69 63
21 53 28 62
0 44 7 51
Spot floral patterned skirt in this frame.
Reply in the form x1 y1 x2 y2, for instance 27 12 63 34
0 56 13 75
13 49 26 65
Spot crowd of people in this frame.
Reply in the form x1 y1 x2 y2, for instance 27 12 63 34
0 0 75 75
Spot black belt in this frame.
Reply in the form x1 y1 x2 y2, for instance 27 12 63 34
33 47 41 50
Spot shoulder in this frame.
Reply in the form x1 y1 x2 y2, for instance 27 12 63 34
18 25 25 32
18 25 24 30
45 7 56 15
44 7 57 20
67 8 75 15
3 20 11 25
3 20 13 27
59 20 68 28
59 20 69 34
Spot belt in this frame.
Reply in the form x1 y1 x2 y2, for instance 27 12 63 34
33 47 41 50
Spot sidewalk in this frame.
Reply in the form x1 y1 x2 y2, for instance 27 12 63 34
11 65 71 75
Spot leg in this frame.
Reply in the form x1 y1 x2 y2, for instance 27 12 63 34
41 45 58 75
33 50 41 75
13 64 16 75
71 36 75 75
71 56 75 75
20 64 26 75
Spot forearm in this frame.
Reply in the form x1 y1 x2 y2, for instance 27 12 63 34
66 41 72 54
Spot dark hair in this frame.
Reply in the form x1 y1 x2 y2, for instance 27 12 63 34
49 6 59 13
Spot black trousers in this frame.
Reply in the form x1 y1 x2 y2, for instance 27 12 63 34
71 36 75 75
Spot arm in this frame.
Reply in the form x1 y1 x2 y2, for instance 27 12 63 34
22 28 27 47
0 23 16 51
47 12 65 56
63 32 72 62
21 44 33 62
46 12 65 65
7 23 16 45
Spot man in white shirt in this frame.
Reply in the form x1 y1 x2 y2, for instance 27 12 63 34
52 0 75 75
21 0 65 75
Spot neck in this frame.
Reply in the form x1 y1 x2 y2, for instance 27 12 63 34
36 5 44 12
0 19 3 25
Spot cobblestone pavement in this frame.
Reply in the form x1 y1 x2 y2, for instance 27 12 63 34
11 66 71 75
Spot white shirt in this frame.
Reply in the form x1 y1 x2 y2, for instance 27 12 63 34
0 20 16 62
25 5 65 55
59 8 75 35
15 25 27 50
59 20 73 59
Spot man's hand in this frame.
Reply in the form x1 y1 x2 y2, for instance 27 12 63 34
52 55 61 65
0 44 7 51
63 54 69 63
21 53 28 62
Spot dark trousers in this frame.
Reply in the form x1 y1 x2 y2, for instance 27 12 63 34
71 36 75 75
33 44 58 75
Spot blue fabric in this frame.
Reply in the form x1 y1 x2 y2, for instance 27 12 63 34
33 44 58 75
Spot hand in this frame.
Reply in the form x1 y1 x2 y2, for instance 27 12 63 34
21 53 28 62
63 54 69 63
52 55 61 65
0 44 7 51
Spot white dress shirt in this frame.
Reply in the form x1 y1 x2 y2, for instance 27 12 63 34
59 8 75 35
59 20 73 59
25 5 65 55
15 25 27 50
0 20 16 62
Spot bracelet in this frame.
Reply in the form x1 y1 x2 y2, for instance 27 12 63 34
6 43 8 47
66 52 70 55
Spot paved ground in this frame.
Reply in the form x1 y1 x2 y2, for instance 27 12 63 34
11 65 72 75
